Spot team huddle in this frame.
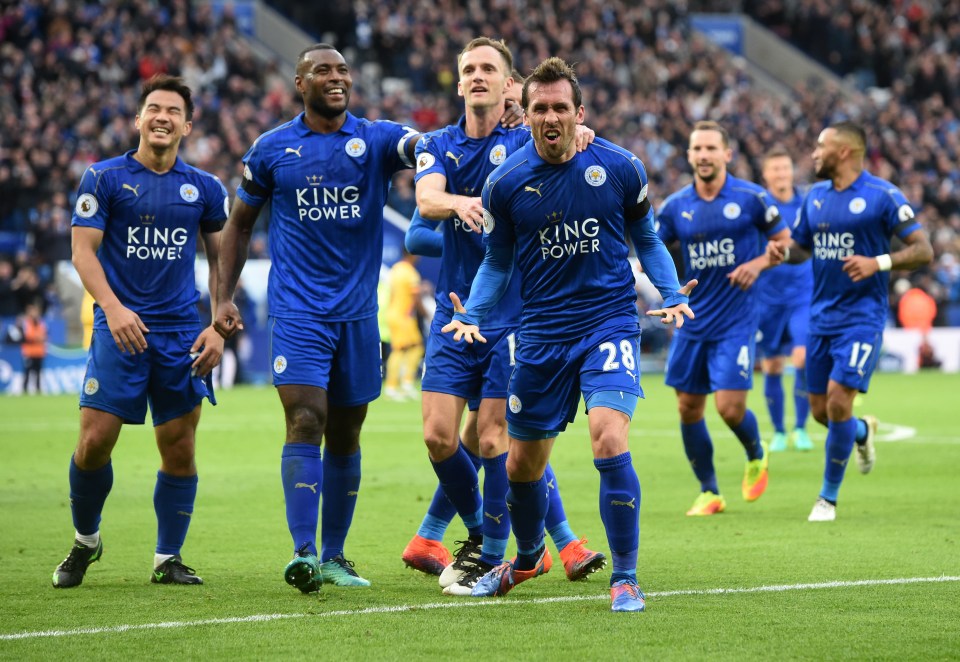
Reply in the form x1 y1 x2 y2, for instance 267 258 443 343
53 38 933 614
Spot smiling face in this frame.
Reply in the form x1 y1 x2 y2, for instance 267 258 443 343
813 128 842 180
135 89 191 152
457 44 508 111
687 128 731 184
525 78 584 163
296 48 352 119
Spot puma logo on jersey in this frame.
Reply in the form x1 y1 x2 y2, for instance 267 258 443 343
445 151 463 167
611 498 636 509
484 512 504 524
295 482 318 493
681 210 694 221
546 479 555 490
626 369 637 383
813 199 823 210
524 183 543 197
285 145 303 157
122 183 141 196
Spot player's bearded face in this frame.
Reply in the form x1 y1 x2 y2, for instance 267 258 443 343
526 80 584 163
298 50 352 118
813 130 840 179
687 130 730 183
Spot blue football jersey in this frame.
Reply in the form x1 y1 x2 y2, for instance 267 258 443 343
71 150 228 331
238 112 416 321
481 138 647 343
792 171 921 334
657 175 785 340
414 118 529 329
754 188 813 308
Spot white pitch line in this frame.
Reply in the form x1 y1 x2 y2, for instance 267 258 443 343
3 575 958 642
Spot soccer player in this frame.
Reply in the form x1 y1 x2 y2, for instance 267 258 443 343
656 121 790 517
214 44 421 591
444 57 694 612
408 40 604 595
753 147 814 452
384 247 426 401
767 121 933 522
53 74 226 588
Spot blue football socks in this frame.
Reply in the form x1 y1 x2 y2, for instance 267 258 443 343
765 373 786 433
821 417 857 502
154 471 198 555
69 456 113 536
680 420 719 494
731 409 764 461
595 452 640 583
794 368 810 429
280 443 322 556
321 449 361 562
543 463 577 550
479 453 510 565
507 477 549 570
431 444 483 536
855 418 869 444
416 439 478 541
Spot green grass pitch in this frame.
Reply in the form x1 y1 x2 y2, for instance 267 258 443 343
1 371 958 659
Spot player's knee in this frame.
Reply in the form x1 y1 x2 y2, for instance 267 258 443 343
285 404 325 441
505 453 544 482
423 428 458 461
825 398 852 423
717 401 746 427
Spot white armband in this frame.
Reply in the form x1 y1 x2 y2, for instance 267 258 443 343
876 254 893 272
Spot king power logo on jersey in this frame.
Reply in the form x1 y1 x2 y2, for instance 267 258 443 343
538 217 601 260
295 183 361 221
126 225 188 260
813 231 856 260
686 237 736 269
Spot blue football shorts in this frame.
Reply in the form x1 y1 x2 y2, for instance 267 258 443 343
757 302 810 358
269 316 381 407
665 330 756 394
79 327 215 426
506 324 643 433
421 316 516 402
805 329 882 395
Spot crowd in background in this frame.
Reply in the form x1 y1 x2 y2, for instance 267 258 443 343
1 0 958 338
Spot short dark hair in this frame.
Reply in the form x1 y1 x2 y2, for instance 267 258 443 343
297 43 338 74
139 74 194 121
457 37 514 75
522 57 581 109
762 145 792 164
830 120 867 152
510 69 525 84
691 120 729 147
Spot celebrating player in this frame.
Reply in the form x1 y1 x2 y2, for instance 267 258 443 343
403 48 604 594
54 74 226 588
214 44 421 591
444 57 694 612
656 121 790 516
767 121 933 521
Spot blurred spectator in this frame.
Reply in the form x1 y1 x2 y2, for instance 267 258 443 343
0 258 18 317
18 301 47 394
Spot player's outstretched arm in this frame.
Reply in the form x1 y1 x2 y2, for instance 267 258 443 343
841 228 934 282
647 279 698 328
72 225 149 353
214 198 260 339
440 292 487 344
766 237 809 266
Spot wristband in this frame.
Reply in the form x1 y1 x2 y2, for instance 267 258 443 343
876 254 892 272
782 246 790 263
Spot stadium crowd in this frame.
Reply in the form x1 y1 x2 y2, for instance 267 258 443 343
0 0 958 329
